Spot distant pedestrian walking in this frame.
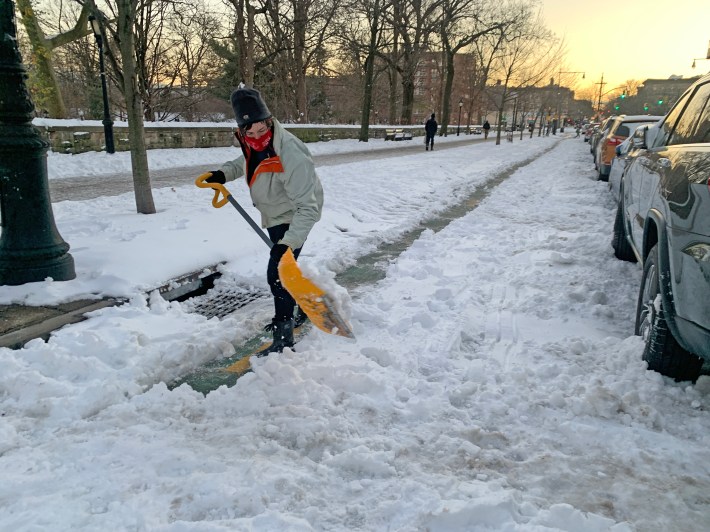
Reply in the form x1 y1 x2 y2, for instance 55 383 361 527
425 113 438 151
483 120 491 139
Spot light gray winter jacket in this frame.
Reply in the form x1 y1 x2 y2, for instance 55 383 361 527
219 119 324 250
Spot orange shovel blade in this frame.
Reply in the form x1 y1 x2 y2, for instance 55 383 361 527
278 249 354 339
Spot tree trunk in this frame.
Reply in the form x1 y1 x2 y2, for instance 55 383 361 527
16 0 67 117
118 0 155 214
400 74 414 125
358 3 381 142
359 54 374 142
441 50 455 135
293 2 308 121
388 64 397 123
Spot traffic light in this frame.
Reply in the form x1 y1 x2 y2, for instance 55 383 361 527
644 103 649 111
620 92 626 99
614 103 620 110
657 98 664 105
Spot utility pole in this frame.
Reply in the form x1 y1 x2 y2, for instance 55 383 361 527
596 73 606 115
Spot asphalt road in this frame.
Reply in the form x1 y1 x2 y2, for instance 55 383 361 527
49 135 485 202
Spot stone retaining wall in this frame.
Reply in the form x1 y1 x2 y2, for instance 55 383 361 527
32 123 427 154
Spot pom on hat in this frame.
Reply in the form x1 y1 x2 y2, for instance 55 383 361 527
230 88 271 128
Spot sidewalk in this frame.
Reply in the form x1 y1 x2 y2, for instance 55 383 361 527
0 265 222 349
0 299 120 349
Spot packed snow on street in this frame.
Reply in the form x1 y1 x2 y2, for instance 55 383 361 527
1 131 708 531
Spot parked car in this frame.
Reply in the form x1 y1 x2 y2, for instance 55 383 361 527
608 121 663 202
611 72 710 381
607 138 632 203
583 122 599 142
594 115 664 181
590 116 615 156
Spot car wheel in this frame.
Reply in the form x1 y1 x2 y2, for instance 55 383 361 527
635 245 703 382
611 199 636 262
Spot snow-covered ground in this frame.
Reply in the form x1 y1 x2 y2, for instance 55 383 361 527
1 133 708 531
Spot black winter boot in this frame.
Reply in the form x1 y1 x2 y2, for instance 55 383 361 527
258 318 294 356
294 306 308 328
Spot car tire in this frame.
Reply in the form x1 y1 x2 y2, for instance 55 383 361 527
635 245 703 382
611 199 636 262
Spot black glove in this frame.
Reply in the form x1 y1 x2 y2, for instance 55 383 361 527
205 170 226 184
270 243 290 262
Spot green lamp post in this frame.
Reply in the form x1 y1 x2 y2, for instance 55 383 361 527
0 0 75 285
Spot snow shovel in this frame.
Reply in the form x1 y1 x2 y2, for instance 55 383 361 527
195 173 354 339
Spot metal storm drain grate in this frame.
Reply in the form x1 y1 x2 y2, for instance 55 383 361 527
181 282 269 319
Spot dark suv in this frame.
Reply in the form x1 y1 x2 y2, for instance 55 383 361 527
611 73 710 382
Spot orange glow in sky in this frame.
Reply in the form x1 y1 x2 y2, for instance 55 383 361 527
542 0 710 91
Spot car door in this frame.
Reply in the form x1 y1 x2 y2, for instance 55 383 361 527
624 92 693 247
639 83 710 237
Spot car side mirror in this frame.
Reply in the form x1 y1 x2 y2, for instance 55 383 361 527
632 126 648 149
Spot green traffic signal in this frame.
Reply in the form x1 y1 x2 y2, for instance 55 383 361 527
614 104 620 110
657 99 664 105
620 93 626 99
644 104 649 111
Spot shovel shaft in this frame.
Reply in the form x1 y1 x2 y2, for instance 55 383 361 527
225 195 273 248
195 172 272 248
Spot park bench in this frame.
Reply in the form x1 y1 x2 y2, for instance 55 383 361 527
384 128 413 141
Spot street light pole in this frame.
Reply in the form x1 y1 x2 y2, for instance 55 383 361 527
457 99 463 136
691 40 710 69
0 0 75 284
89 15 115 154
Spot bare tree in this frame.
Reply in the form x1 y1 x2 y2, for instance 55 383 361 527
260 0 340 121
484 3 558 144
222 0 267 88
16 0 91 117
159 2 224 121
116 0 154 212
437 0 506 133
82 0 155 214
384 0 442 124
335 0 393 140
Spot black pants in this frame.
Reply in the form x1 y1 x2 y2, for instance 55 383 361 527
426 134 434 148
267 223 302 322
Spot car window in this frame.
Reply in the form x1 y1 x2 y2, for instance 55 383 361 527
616 124 631 137
617 121 654 139
667 81 710 145
654 91 693 147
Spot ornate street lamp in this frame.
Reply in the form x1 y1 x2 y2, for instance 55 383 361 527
88 15 115 154
0 0 75 284
457 99 463 136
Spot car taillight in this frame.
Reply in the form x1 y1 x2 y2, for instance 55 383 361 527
607 137 623 146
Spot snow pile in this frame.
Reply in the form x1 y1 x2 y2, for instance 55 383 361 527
1 136 708 530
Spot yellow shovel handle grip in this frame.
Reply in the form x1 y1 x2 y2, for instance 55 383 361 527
195 172 230 208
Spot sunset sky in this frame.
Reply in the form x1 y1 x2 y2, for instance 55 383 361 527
541 0 709 92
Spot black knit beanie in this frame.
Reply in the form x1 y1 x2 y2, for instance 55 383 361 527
230 88 272 128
